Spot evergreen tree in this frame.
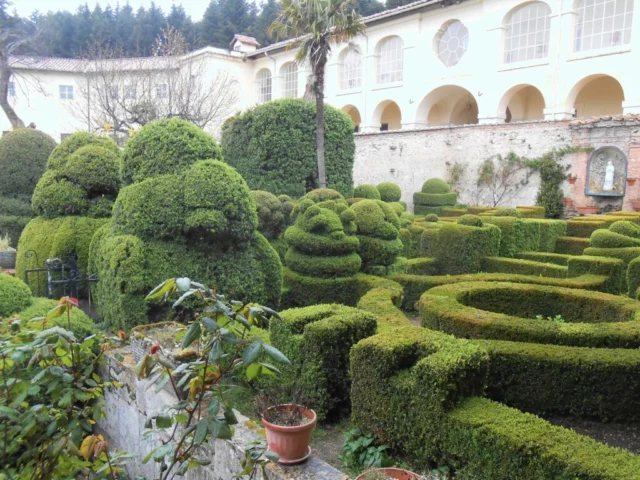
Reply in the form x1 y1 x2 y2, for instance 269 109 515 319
72 4 92 55
357 0 385 16
252 0 278 46
114 4 136 54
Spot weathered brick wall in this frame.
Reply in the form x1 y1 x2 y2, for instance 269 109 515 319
353 117 640 212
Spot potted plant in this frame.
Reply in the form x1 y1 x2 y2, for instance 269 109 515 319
0 234 16 270
576 204 598 215
356 468 422 479
632 199 640 211
563 197 574 208
262 403 317 465
628 178 637 186
567 174 577 184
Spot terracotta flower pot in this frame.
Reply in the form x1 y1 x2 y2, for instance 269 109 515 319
568 175 577 184
563 198 574 207
577 206 598 215
627 178 637 186
632 200 640 212
356 468 422 480
262 404 316 465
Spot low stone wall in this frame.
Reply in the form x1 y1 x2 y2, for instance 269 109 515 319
353 116 640 212
99 346 348 480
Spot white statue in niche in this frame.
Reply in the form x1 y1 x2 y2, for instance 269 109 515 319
603 160 615 191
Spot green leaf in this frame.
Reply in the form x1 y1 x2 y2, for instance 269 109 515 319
181 323 202 349
156 416 172 429
208 399 220 416
195 421 209 445
246 363 261 381
265 450 280 463
208 420 232 439
242 342 262 365
224 408 238 425
201 317 219 333
145 278 176 301
263 344 290 365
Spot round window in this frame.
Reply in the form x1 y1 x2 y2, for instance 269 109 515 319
437 20 469 67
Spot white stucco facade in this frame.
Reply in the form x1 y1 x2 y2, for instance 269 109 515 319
3 0 638 142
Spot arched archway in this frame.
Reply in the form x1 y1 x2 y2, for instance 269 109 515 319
498 84 546 122
416 85 478 126
567 75 625 119
372 100 402 131
342 105 362 132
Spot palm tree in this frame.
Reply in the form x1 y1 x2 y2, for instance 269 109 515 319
270 0 364 189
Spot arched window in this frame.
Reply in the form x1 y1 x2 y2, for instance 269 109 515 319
281 62 298 98
436 20 469 67
575 0 634 52
339 48 362 90
376 36 403 84
255 69 272 104
504 2 551 63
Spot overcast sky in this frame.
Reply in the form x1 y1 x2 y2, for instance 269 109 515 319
14 1 210 21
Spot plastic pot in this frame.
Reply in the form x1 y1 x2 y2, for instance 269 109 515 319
262 404 316 465
356 468 422 479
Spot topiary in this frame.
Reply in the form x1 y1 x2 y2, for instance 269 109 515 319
221 99 355 198
122 118 222 185
0 274 32 317
253 190 294 240
291 188 347 221
13 297 96 339
457 214 484 227
413 178 457 215
31 171 89 218
609 220 640 238
64 145 121 194
353 185 381 200
0 128 57 202
387 202 406 215
351 200 404 274
425 214 439 222
493 207 522 218
47 132 118 171
377 182 401 202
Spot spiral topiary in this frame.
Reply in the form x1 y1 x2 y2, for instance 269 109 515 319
353 184 382 200
0 273 32 317
413 178 457 215
122 118 222 185
457 214 484 227
351 200 404 274
376 182 402 202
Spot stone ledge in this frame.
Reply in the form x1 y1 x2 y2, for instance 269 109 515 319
98 346 348 480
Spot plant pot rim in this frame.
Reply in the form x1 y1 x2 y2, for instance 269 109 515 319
355 467 422 480
262 404 317 433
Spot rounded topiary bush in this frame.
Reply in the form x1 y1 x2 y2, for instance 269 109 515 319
493 207 522 218
0 128 57 202
609 220 640 238
0 273 32 317
353 184 381 200
253 190 294 240
413 178 457 215
122 118 222 185
425 213 439 222
221 99 355 198
64 145 121 193
422 178 451 195
15 297 96 339
351 200 404 274
457 214 484 227
47 132 118 170
32 171 89 218
377 182 401 202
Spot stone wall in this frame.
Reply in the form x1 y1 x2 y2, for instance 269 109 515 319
353 116 640 212
99 347 347 480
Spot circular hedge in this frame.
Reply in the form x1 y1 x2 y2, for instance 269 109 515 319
376 182 401 202
0 128 57 202
122 118 222 185
419 281 640 348
0 273 32 317
353 185 381 200
48 132 118 171
221 99 355 198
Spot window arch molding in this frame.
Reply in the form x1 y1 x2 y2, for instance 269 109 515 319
502 1 552 64
255 68 272 104
375 36 404 84
338 46 363 90
573 0 634 52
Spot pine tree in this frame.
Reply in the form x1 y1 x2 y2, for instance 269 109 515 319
252 0 278 46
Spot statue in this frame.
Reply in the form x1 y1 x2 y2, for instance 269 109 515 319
603 160 615 191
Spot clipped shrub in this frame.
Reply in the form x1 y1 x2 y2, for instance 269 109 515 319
421 178 450 194
252 191 294 240
32 171 89 218
64 145 120 193
14 297 96 339
421 222 500 274
583 246 640 267
627 256 640 298
387 202 406 216
271 304 377 421
353 184 381 200
47 132 118 170
376 182 401 202
482 257 568 278
425 213 439 223
555 236 590 255
567 255 626 295
457 214 483 227
413 178 457 215
609 220 640 238
537 219 567 252
222 99 355 197
398 212 414 228
122 118 222 185
351 200 404 275
0 274 31 317
493 207 522 218
590 229 640 249
566 219 608 238
0 128 56 202
484 217 540 257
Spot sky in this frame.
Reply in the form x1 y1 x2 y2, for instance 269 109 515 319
13 0 210 21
